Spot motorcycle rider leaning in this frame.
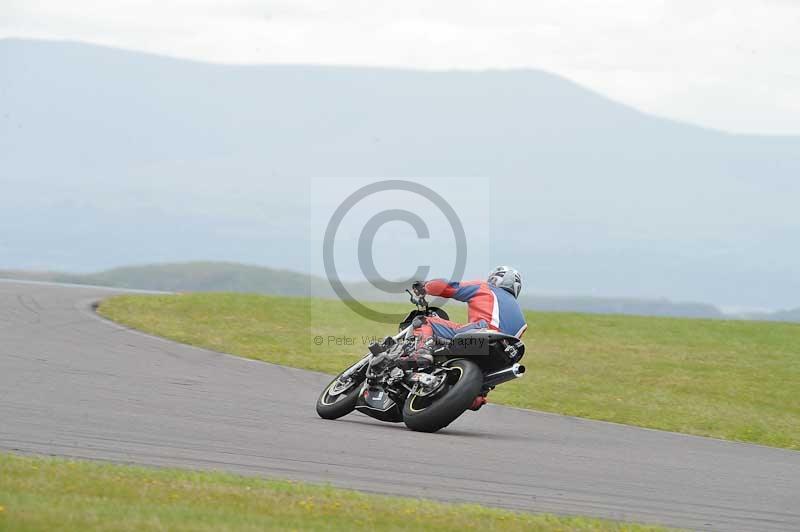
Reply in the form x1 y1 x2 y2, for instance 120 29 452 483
398 266 527 370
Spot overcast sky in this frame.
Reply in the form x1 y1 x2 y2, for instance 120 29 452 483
3 0 799 134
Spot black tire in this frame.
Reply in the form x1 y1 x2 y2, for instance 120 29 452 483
316 371 363 420
402 359 482 433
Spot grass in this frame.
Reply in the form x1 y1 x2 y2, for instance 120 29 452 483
99 293 800 449
0 453 662 531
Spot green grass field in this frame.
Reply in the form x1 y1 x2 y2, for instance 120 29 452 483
0 453 661 531
99 293 800 449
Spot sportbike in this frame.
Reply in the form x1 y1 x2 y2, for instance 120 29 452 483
315 289 526 432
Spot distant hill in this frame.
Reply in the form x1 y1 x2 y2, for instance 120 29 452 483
768 309 800 322
737 308 800 323
517 294 723 319
0 263 330 297
1 262 729 319
3 39 800 310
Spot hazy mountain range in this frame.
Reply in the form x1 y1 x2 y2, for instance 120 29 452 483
0 261 732 319
5 260 799 322
3 38 800 311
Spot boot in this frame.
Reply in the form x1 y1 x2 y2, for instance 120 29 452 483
397 340 433 370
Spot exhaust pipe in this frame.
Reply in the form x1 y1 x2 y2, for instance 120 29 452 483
483 363 526 388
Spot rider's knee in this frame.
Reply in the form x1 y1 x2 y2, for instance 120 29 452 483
411 315 428 329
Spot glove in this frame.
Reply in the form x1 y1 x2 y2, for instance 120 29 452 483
411 281 427 296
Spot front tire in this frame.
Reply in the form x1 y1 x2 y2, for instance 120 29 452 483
402 359 482 433
316 371 363 420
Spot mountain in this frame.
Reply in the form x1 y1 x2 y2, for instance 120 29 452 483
0 262 329 296
517 294 723 319
0 262 726 319
2 38 800 310
737 308 800 323
766 309 800 322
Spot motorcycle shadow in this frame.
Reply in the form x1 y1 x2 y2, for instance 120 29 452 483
337 415 529 442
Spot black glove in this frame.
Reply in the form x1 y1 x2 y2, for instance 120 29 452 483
411 281 427 296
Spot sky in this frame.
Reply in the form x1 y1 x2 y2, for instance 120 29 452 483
3 0 800 135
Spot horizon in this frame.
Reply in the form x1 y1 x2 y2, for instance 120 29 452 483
0 260 788 316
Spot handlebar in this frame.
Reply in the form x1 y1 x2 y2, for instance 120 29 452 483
405 289 428 309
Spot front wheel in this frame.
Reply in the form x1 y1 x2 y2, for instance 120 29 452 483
402 359 482 433
316 367 364 420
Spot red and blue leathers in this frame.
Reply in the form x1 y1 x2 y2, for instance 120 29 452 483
415 279 528 343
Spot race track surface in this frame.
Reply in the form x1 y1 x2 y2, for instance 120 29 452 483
1 280 798 531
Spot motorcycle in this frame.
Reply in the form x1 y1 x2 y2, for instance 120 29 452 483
315 289 526 432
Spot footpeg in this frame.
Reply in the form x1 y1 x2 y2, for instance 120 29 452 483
409 372 437 386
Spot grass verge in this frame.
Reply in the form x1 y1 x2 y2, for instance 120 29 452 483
0 453 662 531
99 293 800 449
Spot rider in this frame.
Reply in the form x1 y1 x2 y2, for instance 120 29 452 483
399 266 527 370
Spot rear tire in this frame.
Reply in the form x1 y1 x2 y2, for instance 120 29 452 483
402 359 482 433
316 372 363 420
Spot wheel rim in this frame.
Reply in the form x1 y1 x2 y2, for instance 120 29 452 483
320 378 355 406
408 365 463 413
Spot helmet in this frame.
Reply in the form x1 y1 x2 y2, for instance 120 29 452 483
487 266 522 299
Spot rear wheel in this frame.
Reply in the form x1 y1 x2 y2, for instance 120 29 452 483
402 359 482 433
316 368 364 420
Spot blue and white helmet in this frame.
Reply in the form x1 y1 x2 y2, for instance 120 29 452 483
487 266 522 299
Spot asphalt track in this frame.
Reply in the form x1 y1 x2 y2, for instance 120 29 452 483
1 280 798 530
